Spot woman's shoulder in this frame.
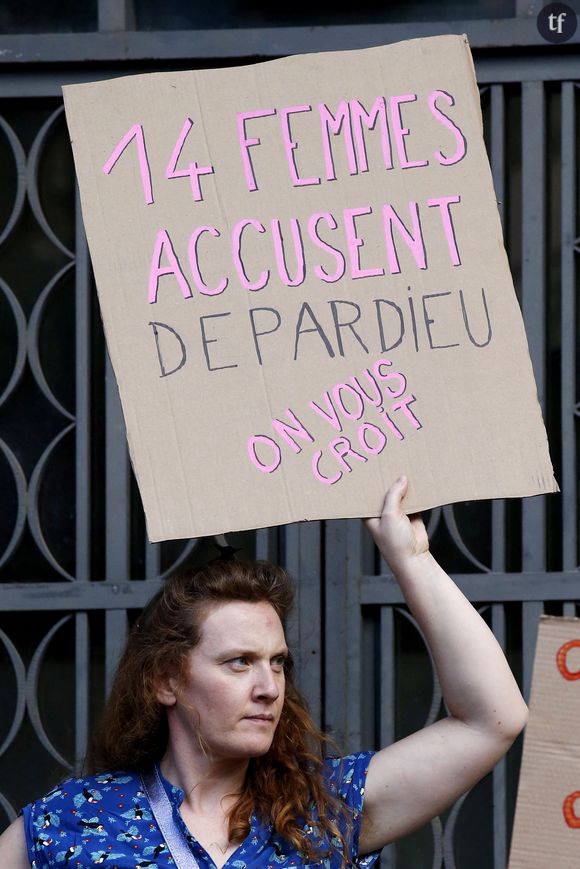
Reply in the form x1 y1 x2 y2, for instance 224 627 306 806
21 769 167 867
27 769 141 810
23 769 145 842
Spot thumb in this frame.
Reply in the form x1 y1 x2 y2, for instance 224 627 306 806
383 475 408 514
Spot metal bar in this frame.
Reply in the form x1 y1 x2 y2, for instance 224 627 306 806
255 528 269 561
105 355 131 690
283 521 322 725
491 604 507 868
521 80 547 533
324 519 363 750
72 188 91 759
1 57 580 100
105 356 130 581
0 23 578 66
105 610 127 695
490 84 507 576
75 612 89 768
344 519 363 751
561 82 577 574
0 579 164 610
324 520 347 747
491 507 506 574
521 81 546 699
75 193 91 583
491 506 506 575
361 571 580 604
487 89 507 851
145 541 161 579
255 526 280 562
360 607 375 750
491 84 506 229
98 0 136 32
1 570 579 610
379 606 395 748
515 0 534 16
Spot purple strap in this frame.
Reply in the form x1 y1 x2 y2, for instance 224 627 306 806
141 766 201 869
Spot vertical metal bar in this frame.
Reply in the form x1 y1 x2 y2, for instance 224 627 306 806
105 358 130 570
561 82 577 578
104 613 128 694
490 87 509 869
75 612 89 768
515 0 536 16
379 606 395 748
521 81 546 699
480 84 516 869
255 529 268 560
74 191 90 768
490 85 507 577
324 519 362 750
344 519 362 750
255 527 278 561
491 504 507 574
561 82 577 621
145 541 161 579
105 356 130 692
284 521 322 726
491 604 507 868
98 0 136 31
379 605 396 867
324 519 345 746
75 192 90 584
491 84 506 230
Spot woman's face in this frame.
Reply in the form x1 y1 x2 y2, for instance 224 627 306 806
164 600 288 760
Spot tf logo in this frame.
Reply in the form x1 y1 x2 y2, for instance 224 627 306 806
537 2 578 43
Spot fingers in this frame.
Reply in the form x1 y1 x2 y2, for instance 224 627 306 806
382 475 408 515
363 476 408 528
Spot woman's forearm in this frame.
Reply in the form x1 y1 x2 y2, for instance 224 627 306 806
366 477 528 742
391 549 528 740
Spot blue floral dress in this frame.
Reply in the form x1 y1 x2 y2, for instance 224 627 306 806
22 752 380 869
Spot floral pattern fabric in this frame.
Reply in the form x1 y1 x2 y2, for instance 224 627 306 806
22 752 380 869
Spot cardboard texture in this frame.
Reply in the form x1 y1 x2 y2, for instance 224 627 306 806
509 616 580 868
62 35 557 541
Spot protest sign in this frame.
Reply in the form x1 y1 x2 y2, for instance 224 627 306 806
63 35 557 541
509 616 580 868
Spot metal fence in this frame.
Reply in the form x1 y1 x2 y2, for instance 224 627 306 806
0 18 578 867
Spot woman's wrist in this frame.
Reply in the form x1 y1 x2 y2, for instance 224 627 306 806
383 547 434 580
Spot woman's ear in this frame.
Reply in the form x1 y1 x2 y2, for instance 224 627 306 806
155 677 178 707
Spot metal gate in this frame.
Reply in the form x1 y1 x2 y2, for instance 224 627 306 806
0 13 578 867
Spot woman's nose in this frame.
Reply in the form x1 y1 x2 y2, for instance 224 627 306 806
253 665 281 700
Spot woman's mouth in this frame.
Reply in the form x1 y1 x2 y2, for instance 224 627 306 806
244 714 274 724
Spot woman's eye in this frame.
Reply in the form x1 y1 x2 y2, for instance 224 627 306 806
228 656 249 668
272 656 287 671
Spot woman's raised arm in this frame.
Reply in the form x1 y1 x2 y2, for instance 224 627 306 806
359 476 528 852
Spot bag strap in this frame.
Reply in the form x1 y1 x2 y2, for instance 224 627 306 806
141 766 201 869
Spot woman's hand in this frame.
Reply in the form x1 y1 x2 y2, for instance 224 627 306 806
364 476 429 574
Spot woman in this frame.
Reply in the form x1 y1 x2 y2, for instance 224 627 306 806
0 477 528 868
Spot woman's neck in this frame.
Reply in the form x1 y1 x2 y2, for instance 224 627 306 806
159 741 249 813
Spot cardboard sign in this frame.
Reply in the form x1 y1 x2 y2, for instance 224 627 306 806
63 35 557 541
509 616 580 868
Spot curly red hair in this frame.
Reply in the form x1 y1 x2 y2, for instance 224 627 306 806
86 559 352 861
